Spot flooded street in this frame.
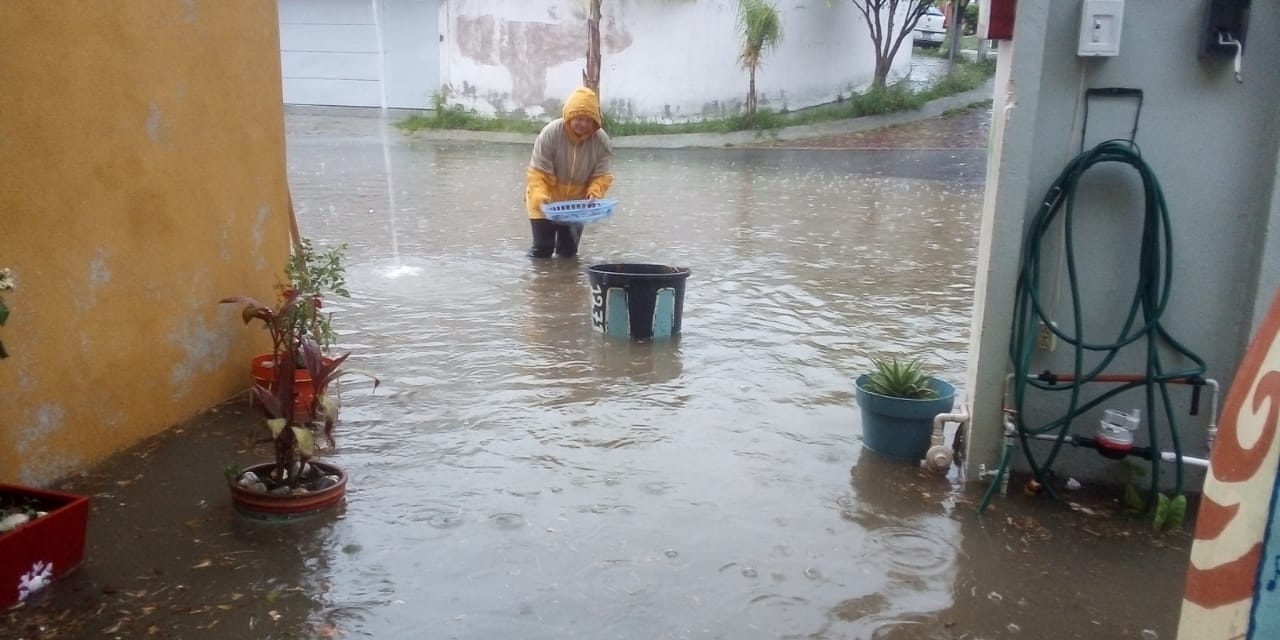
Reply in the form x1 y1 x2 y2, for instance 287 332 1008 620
289 115 983 639
6 109 1192 640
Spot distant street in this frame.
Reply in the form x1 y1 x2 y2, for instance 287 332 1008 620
763 103 992 150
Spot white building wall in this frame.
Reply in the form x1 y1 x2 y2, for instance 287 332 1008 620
439 0 909 121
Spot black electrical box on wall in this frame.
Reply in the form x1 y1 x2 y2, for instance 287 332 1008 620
1200 0 1249 58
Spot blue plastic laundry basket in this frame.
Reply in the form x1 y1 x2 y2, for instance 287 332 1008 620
541 198 616 223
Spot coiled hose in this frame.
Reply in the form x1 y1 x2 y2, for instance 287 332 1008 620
1006 139 1206 508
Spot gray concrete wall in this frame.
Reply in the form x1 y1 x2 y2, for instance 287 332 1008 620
966 1 1280 490
1251 140 1280 334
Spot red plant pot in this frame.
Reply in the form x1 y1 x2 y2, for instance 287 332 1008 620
250 353 334 414
227 461 347 521
0 484 89 609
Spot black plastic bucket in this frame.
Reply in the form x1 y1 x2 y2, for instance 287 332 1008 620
587 263 691 339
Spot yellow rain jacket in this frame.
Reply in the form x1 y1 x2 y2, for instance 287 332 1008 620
525 87 614 220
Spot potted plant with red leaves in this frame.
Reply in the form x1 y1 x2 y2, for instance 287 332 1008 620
221 239 349 414
226 334 377 518
221 240 377 518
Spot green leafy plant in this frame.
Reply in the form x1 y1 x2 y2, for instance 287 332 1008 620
1123 460 1186 532
222 239 349 365
283 238 349 351
1153 492 1187 532
1123 460 1147 512
862 356 940 400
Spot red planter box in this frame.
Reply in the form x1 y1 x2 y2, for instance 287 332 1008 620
0 483 89 609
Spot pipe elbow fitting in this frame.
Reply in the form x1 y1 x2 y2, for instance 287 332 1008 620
923 445 954 473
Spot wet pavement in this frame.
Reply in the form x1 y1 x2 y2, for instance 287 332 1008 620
4 106 1194 640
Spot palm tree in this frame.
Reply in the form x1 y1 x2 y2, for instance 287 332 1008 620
737 0 783 117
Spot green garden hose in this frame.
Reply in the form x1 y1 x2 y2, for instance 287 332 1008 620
1006 139 1206 509
977 436 1014 514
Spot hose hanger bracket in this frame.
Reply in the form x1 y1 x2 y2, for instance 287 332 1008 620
1080 87 1144 153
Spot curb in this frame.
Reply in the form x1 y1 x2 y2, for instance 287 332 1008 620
400 79 995 151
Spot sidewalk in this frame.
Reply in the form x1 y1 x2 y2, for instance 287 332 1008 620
402 80 995 150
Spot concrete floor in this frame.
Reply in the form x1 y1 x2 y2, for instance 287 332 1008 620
3 399 1197 639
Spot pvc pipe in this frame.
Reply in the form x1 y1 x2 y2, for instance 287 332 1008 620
1023 432 1209 468
1000 415 1015 496
1011 373 1221 457
1161 451 1209 468
985 374 1219 511
922 409 970 472
1204 378 1219 455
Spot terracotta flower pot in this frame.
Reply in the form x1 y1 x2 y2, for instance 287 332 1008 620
227 460 347 520
0 483 89 608
250 353 335 414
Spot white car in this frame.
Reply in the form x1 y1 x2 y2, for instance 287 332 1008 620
913 6 946 49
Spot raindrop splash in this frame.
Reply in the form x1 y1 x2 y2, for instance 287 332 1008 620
383 264 423 279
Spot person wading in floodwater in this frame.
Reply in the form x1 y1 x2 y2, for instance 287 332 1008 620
524 86 614 258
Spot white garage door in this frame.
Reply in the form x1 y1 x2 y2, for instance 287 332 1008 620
279 0 438 109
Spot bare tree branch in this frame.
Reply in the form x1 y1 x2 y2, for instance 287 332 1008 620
850 0 935 89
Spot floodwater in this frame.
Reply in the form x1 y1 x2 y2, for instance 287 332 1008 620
5 112 1192 640
292 116 983 639
905 55 951 90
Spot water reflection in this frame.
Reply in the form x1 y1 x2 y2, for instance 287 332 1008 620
832 452 959 638
284 114 983 637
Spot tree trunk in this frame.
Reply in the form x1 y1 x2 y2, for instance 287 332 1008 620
873 57 890 90
584 0 602 94
747 67 757 115
947 0 962 64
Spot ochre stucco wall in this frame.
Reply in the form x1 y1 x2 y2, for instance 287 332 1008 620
0 1 291 485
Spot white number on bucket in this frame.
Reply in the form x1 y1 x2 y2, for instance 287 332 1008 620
591 283 605 332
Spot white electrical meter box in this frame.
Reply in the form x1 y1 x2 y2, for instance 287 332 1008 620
1078 0 1124 57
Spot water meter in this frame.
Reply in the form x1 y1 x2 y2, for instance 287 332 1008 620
1095 408 1140 458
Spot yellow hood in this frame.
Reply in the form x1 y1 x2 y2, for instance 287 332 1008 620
562 87 603 143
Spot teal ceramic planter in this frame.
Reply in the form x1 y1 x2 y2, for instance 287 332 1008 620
854 374 956 460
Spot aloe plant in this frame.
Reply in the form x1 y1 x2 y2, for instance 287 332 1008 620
863 356 939 400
